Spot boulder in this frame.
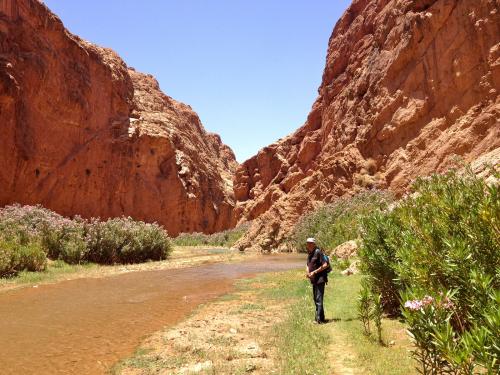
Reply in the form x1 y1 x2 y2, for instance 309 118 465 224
332 240 359 260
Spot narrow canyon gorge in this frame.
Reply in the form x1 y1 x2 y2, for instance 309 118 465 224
1 0 499 247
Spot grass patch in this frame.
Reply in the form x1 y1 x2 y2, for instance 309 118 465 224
112 347 190 374
267 270 415 374
239 303 264 311
325 273 416 375
269 271 331 375
0 260 98 289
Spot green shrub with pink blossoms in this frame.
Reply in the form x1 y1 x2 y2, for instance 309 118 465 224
0 204 172 277
359 169 499 374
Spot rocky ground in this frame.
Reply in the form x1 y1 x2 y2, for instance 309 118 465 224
114 267 416 375
116 277 288 375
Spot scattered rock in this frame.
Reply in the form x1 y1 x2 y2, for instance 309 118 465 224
332 240 359 259
238 342 266 358
178 360 213 374
245 363 257 372
341 261 360 276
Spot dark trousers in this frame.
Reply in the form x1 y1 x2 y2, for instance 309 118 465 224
312 282 326 322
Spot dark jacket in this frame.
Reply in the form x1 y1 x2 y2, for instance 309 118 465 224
307 247 328 285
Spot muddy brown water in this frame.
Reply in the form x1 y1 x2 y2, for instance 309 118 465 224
0 254 304 375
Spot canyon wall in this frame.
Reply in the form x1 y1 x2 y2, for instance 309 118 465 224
234 0 500 250
1 0 498 246
0 0 237 236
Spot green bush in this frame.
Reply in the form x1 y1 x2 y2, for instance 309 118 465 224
116 220 172 263
85 219 124 264
0 238 47 277
360 170 499 318
359 169 499 373
289 191 392 253
0 205 172 270
0 204 65 235
41 218 88 263
358 210 403 315
173 224 249 247
402 289 499 374
172 232 207 246
86 218 172 264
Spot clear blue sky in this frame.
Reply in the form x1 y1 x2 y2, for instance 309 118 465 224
44 0 351 162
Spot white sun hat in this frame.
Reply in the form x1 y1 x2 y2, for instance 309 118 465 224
306 237 316 243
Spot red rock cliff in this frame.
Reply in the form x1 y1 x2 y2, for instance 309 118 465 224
234 0 500 250
0 0 237 236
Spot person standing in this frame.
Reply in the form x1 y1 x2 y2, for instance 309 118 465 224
305 237 329 324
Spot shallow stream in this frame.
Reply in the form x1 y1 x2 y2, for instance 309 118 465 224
0 254 303 374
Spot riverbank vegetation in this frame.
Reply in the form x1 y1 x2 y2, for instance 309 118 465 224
0 246 246 292
289 190 392 253
359 170 499 374
0 205 172 278
172 223 249 247
114 267 415 374
288 167 498 374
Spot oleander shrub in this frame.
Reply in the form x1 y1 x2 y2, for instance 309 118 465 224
85 218 126 264
0 204 88 263
85 218 172 264
0 205 172 270
359 169 499 373
0 204 63 234
402 289 499 374
289 190 393 253
40 217 88 263
173 232 207 246
360 170 499 318
0 238 47 277
358 210 403 315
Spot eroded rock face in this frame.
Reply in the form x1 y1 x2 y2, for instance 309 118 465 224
0 0 237 236
234 0 500 250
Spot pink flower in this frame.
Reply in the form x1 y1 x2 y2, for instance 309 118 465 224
405 294 454 312
405 296 434 311
404 300 424 311
422 295 434 306
442 297 454 309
